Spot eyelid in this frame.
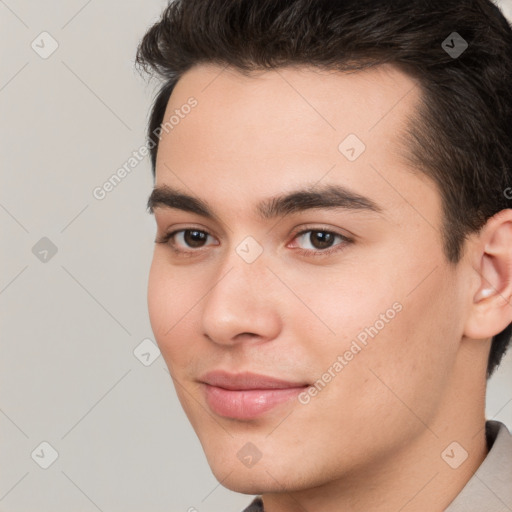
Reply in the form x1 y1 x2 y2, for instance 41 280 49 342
155 227 218 248
288 223 354 242
287 226 352 256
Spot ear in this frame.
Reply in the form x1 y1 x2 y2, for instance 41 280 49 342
464 209 512 340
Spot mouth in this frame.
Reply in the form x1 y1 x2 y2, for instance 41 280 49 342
199 371 310 420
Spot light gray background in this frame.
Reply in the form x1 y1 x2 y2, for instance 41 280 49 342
1 1 512 511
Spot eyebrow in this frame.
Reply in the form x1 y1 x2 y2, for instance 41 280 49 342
147 183 383 220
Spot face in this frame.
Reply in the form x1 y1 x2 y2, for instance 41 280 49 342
147 63 471 493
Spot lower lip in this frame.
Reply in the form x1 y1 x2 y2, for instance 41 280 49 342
202 384 306 420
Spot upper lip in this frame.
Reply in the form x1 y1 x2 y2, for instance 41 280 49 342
199 371 309 390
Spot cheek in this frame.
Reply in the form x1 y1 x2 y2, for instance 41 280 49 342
147 256 172 339
295 253 461 417
147 255 200 369
283 261 398 363
352 266 462 421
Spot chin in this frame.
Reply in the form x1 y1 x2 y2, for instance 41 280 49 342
211 468 282 495
206 454 314 495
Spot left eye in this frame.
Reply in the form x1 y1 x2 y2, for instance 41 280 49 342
292 230 347 251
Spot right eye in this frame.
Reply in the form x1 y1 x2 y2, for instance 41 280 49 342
155 228 219 253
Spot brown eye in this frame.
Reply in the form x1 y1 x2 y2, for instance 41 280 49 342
155 229 216 251
183 230 208 248
308 231 336 249
291 228 351 257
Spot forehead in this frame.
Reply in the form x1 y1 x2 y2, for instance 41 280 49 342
154 63 438 224
164 62 420 138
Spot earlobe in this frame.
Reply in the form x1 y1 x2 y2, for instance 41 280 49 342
464 209 512 340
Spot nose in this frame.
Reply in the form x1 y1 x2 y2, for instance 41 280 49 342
200 252 282 347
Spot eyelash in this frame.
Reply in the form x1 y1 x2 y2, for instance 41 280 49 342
155 227 352 258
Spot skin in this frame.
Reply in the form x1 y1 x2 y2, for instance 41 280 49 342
147 63 512 512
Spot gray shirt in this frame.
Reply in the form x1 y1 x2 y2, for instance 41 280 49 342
241 421 512 512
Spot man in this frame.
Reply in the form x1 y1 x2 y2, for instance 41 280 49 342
136 0 512 510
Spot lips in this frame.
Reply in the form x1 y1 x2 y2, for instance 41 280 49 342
199 371 309 420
